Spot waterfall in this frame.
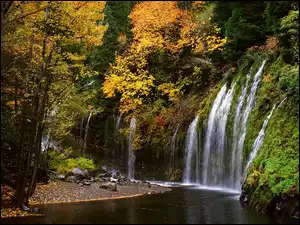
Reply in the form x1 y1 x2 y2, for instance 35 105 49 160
202 84 227 185
115 115 122 161
202 82 235 187
183 116 199 184
83 112 92 151
41 107 58 152
128 117 136 180
230 71 251 189
244 105 276 172
170 124 179 169
80 118 84 145
278 96 287 108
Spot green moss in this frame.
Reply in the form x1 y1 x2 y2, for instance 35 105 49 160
237 51 299 213
197 83 222 128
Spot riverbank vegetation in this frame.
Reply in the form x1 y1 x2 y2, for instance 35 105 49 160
1 0 298 221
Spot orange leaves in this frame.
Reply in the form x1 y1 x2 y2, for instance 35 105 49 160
156 115 166 128
263 74 271 83
248 36 279 54
129 1 193 54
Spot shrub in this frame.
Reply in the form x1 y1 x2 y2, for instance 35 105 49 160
49 149 96 174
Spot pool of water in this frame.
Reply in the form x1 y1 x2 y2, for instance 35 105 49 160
0 186 293 224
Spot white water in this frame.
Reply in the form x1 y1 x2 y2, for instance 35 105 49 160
244 105 276 171
202 82 235 187
202 84 228 185
41 107 58 152
230 71 251 189
83 112 92 151
183 116 199 183
170 124 179 169
235 60 266 177
128 117 136 180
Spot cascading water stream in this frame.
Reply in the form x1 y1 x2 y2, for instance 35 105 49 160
83 112 92 152
170 124 179 169
244 105 276 172
202 82 235 187
230 71 251 189
234 60 266 181
41 107 58 152
128 117 136 180
183 116 199 184
201 84 227 185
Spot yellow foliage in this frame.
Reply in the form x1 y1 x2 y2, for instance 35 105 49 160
103 1 227 113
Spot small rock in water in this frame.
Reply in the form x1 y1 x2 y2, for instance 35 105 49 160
21 204 30 211
79 183 83 186
31 207 40 213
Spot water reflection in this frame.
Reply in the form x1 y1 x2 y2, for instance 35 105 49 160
1 187 286 224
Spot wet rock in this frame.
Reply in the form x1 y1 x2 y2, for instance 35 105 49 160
239 192 249 204
99 181 117 191
110 177 118 183
31 207 40 213
90 168 107 177
89 177 95 182
97 173 107 178
57 174 65 181
65 176 76 183
83 181 91 186
102 177 111 182
79 183 83 186
104 172 112 178
72 168 89 179
21 204 30 211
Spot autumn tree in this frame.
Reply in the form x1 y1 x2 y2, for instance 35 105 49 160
103 1 227 114
1 1 106 207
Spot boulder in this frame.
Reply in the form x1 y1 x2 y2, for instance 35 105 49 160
57 174 65 181
30 207 40 214
65 176 76 183
97 173 107 178
99 181 117 191
90 168 107 177
83 181 91 186
102 177 111 182
110 177 118 183
21 204 30 211
72 168 89 179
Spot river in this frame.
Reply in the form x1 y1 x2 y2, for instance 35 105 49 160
2 183 295 224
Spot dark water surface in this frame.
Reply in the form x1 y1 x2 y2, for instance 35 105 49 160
0 186 292 224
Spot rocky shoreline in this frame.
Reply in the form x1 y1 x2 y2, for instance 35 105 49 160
1 166 172 219
239 191 299 223
29 179 171 206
